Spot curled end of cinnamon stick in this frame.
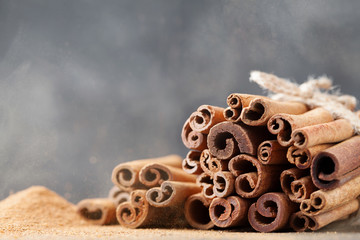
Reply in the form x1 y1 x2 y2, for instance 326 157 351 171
77 198 117 225
292 130 308 149
184 193 214 230
209 196 251 228
223 107 241 122
268 115 293 146
248 192 297 232
111 164 137 191
181 119 207 151
108 186 130 206
182 150 202 175
189 105 225 134
289 212 310 232
240 98 267 126
311 152 338 190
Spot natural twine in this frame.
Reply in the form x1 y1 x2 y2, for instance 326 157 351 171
249 71 360 134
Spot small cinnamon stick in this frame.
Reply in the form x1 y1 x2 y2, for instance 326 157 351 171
208 121 272 159
146 181 201 207
223 94 260 122
181 118 207 151
304 174 360 215
200 149 228 177
139 163 197 188
209 196 251 228
196 172 216 199
189 105 225 134
77 198 117 225
287 144 333 169
108 186 130 206
184 193 215 230
111 155 182 191
248 192 298 232
280 168 316 203
292 119 354 149
116 190 186 228
311 135 360 189
257 140 288 165
291 199 360 232
213 171 235 198
241 98 308 126
182 150 203 175
267 108 333 147
229 154 283 198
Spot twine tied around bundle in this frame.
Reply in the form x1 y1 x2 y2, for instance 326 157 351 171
250 71 360 134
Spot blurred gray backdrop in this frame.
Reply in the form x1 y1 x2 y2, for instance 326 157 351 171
0 0 359 203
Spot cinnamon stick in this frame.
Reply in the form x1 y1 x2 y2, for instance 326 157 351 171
182 150 203 175
208 121 272 159
116 190 186 228
291 199 360 232
213 171 235 198
311 135 360 189
184 193 215 230
200 149 228 177
292 119 354 149
248 192 298 232
209 196 251 228
287 144 333 169
229 154 283 198
223 94 260 122
181 119 207 151
108 185 130 206
139 163 197 188
257 140 288 165
111 155 182 191
196 172 215 199
77 198 117 225
267 108 333 147
304 174 360 215
146 181 201 207
280 168 316 203
189 105 225 134
241 98 308 126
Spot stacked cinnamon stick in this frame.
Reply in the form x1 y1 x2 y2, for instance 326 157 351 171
77 92 360 232
181 94 360 232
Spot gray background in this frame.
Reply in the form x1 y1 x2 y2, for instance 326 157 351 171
0 0 359 203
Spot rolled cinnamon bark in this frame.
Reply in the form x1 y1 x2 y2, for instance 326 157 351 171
280 168 316 203
287 144 333 169
257 140 288 165
305 174 360 214
200 149 228 177
181 119 207 151
311 135 360 189
248 192 298 232
196 172 216 199
77 198 117 225
146 181 201 207
292 119 354 149
189 105 225 134
111 155 182 191
108 186 130 206
209 196 251 228
184 193 215 230
182 150 202 175
291 199 359 232
213 171 235 198
139 163 197 188
116 190 186 228
268 108 333 147
223 94 260 122
229 154 283 198
241 98 308 126
208 121 272 160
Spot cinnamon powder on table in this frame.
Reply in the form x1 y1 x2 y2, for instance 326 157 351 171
0 186 90 234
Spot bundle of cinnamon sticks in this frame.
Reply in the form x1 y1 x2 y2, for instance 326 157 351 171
76 91 360 232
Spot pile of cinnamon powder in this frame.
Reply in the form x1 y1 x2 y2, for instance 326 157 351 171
0 186 89 234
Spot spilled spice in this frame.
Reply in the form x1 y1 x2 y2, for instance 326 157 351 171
0 186 89 234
